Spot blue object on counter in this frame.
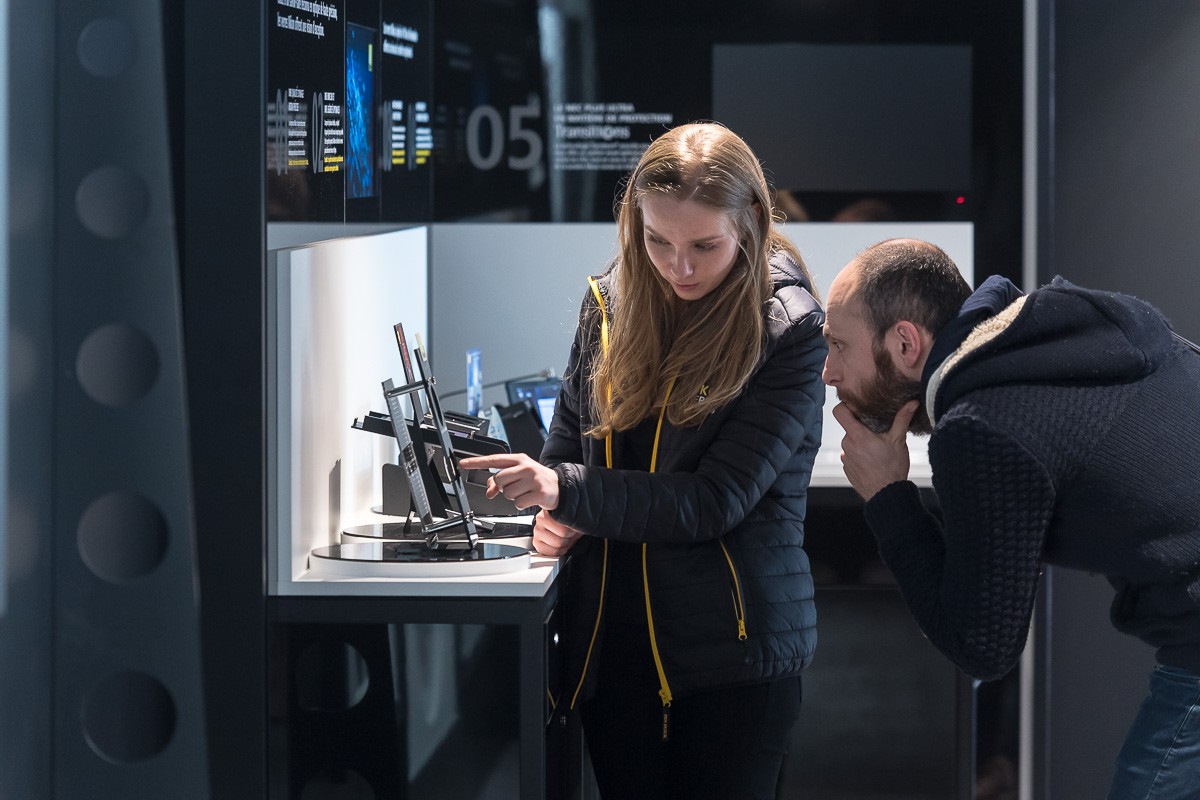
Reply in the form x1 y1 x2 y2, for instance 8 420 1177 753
466 348 482 416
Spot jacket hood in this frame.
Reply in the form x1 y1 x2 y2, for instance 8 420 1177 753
768 249 814 292
931 276 1178 422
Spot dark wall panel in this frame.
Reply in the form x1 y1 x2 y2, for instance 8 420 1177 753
1041 1 1200 797
50 0 209 795
1044 569 1152 798
713 44 972 193
179 0 268 797
1051 2 1200 338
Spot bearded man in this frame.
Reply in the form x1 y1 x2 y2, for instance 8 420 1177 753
822 238 1200 800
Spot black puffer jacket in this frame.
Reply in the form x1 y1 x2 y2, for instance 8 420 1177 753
542 254 826 704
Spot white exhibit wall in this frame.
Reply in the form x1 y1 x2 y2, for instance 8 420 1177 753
265 220 973 591
430 221 973 487
269 226 428 591
428 222 618 409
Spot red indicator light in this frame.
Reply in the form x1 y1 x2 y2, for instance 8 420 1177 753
956 196 966 204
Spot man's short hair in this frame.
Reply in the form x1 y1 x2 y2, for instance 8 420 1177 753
854 239 972 342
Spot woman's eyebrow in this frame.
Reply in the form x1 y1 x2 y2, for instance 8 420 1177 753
643 224 723 244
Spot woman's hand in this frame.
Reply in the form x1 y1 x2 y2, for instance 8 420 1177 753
457 453 560 511
531 509 584 557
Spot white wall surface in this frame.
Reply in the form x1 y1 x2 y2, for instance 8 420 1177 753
428 223 618 409
268 222 974 587
429 221 973 487
270 226 428 590
783 222 974 485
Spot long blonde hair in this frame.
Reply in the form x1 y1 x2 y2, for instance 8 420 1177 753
589 122 814 437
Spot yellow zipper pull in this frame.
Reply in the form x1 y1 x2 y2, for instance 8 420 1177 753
719 540 750 641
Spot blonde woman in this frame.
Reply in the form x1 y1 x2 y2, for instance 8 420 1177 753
461 122 826 799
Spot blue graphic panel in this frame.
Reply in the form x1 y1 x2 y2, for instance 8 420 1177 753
346 23 375 199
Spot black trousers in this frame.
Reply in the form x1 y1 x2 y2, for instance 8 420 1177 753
579 620 803 800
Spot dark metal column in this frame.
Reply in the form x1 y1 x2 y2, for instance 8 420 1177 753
50 0 210 795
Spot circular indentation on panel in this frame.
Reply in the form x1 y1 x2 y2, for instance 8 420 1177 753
76 323 159 407
300 769 376 800
82 671 176 763
77 492 168 583
295 641 370 712
77 17 137 78
75 165 149 239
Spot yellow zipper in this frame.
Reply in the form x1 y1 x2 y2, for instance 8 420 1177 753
568 277 687 741
643 377 675 740
642 543 673 739
570 277 613 711
718 540 749 640
569 538 609 710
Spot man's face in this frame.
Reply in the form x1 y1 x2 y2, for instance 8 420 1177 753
822 268 930 435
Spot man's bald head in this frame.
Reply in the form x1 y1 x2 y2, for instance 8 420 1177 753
840 238 971 344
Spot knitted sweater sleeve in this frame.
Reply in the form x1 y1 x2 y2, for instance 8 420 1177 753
863 416 1054 680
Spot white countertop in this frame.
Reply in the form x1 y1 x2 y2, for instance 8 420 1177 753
810 445 933 489
278 554 560 599
275 514 560 599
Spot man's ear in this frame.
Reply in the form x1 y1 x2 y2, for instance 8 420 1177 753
890 320 928 372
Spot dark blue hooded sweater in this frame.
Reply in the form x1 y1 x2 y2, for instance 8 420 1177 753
864 276 1200 679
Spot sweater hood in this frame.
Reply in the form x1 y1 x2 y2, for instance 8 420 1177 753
930 276 1178 423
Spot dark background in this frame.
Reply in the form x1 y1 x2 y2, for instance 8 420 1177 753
7 1 1200 798
264 0 1024 285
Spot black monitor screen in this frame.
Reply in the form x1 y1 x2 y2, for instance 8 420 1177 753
505 378 560 430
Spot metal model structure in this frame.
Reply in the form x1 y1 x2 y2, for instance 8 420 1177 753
308 327 531 578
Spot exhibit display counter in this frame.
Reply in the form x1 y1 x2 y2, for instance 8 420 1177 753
264 224 972 799
266 229 589 798
268 547 573 800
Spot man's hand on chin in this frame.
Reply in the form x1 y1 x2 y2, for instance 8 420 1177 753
832 400 919 502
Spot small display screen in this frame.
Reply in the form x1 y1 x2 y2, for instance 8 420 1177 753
506 378 560 430
535 397 556 429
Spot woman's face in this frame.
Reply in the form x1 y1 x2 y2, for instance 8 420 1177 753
640 194 741 301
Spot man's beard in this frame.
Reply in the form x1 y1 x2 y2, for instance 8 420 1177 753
838 345 932 436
